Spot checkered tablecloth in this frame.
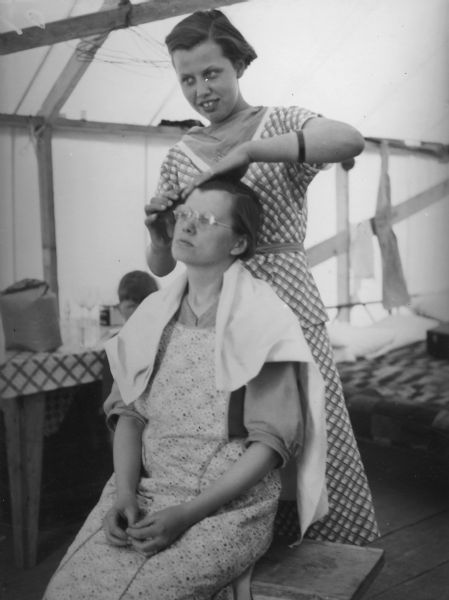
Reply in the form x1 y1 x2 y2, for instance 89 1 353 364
0 347 105 399
0 346 105 435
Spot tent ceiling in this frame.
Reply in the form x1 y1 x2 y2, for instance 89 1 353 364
0 0 103 34
1 0 448 143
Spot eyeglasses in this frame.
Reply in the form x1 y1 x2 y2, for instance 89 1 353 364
173 206 233 230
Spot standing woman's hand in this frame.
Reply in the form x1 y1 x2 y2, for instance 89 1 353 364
144 188 181 246
181 142 252 199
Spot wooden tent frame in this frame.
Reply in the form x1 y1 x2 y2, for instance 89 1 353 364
0 0 448 303
0 0 247 55
0 0 247 295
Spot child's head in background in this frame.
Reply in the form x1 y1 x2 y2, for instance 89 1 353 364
118 270 158 321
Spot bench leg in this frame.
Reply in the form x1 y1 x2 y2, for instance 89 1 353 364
233 563 255 600
3 393 45 569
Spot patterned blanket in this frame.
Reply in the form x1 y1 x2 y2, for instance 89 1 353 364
337 341 449 455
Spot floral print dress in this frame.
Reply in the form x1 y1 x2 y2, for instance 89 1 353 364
43 321 281 600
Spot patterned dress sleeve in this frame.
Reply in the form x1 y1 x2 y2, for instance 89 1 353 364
281 105 322 132
155 147 181 195
103 382 147 431
266 105 328 173
244 361 304 468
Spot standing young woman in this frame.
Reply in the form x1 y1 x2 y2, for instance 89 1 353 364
145 9 378 545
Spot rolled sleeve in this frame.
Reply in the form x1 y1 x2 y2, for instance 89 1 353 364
283 105 322 132
103 382 147 431
281 106 328 172
244 362 304 468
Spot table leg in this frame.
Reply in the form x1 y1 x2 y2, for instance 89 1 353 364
2 393 45 569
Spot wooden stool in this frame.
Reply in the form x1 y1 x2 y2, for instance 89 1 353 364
249 539 384 600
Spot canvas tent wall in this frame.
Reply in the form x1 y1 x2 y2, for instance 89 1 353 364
0 0 448 317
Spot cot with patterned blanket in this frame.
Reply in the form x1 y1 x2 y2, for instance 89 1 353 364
337 339 449 459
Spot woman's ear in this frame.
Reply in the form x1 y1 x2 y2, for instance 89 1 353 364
230 236 248 257
234 59 246 79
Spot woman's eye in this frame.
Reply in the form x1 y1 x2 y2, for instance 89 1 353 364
204 70 218 81
198 215 211 226
182 76 194 86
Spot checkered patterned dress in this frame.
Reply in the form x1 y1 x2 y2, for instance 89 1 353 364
157 106 379 545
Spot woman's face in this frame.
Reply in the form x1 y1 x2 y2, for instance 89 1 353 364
172 188 245 268
172 40 247 124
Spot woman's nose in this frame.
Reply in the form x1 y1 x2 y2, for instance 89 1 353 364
181 216 196 233
195 77 211 97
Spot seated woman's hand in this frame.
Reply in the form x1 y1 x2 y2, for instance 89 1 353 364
126 504 191 557
144 188 181 246
103 493 140 547
181 142 252 199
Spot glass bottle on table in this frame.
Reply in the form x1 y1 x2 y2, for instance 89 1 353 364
74 287 100 348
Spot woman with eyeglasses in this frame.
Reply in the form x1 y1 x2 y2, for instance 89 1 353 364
144 9 377 547
43 177 327 600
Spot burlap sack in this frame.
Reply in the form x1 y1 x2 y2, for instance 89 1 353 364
0 279 62 352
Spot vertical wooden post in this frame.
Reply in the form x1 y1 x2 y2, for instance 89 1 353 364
336 161 352 321
3 393 46 568
35 123 58 296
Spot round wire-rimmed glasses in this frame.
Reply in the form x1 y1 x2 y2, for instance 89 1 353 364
173 206 233 230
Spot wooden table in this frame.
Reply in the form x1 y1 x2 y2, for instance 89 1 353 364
0 345 105 568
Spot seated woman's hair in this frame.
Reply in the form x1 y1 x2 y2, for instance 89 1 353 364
118 271 158 304
165 9 257 68
197 176 262 261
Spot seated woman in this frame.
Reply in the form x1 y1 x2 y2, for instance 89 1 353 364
43 177 327 600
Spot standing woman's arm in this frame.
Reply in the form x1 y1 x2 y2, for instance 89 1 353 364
182 117 365 196
145 154 180 277
301 117 365 163
245 117 364 164
144 219 176 277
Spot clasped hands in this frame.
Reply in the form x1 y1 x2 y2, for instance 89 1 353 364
144 143 251 244
103 494 191 558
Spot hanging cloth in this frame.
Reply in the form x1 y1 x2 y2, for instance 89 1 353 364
351 221 375 276
371 141 410 310
350 220 375 298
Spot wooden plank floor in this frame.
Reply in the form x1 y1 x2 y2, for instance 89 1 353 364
361 442 449 600
1 440 448 600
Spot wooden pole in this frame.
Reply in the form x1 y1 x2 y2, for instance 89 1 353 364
39 0 125 122
0 0 248 55
3 394 45 568
335 162 352 321
0 115 446 160
306 178 449 268
35 123 58 296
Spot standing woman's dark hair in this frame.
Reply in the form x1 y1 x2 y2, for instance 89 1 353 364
165 9 257 68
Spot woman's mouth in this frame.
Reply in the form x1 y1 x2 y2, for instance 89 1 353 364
199 99 218 112
175 238 193 247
